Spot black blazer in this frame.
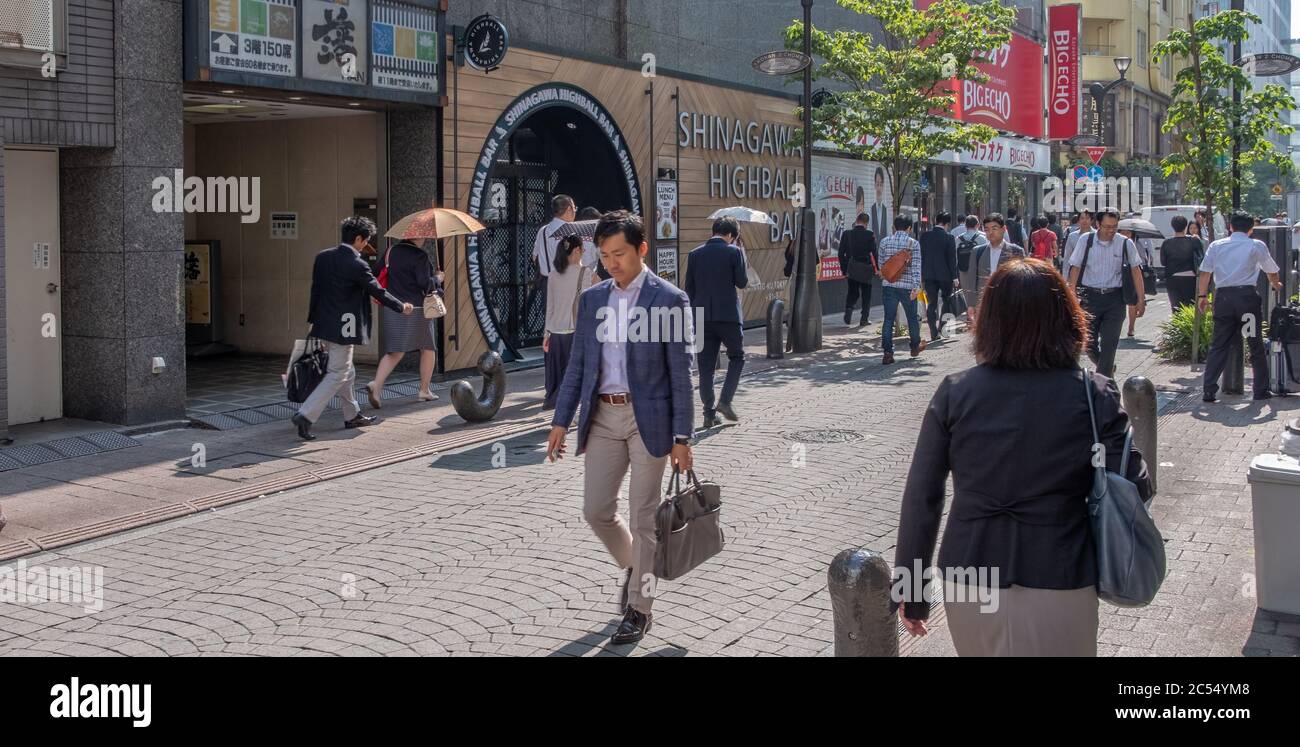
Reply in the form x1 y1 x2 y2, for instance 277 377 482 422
893 366 1151 619
920 226 958 282
381 240 443 305
307 244 405 345
684 237 748 325
837 225 876 273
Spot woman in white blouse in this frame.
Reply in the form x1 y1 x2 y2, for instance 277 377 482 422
542 235 597 410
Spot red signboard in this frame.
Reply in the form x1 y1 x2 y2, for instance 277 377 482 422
916 0 1045 139
1086 146 1106 165
1048 4 1082 140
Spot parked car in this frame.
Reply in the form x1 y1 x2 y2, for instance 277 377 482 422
1140 205 1227 269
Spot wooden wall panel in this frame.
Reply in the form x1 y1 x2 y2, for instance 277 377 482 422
441 40 803 370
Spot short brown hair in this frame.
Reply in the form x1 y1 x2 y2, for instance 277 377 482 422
972 259 1087 369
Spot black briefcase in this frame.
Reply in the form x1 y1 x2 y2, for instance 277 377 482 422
287 339 329 403
653 469 724 581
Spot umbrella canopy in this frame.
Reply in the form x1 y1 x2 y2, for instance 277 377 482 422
708 206 777 226
551 220 598 240
385 207 485 240
1117 218 1164 240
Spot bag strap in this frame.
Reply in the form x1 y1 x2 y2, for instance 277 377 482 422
1083 368 1100 445
1079 232 1094 279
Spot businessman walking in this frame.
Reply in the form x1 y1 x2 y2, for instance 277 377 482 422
685 216 748 428
547 210 695 646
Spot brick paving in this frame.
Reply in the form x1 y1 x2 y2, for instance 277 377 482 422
0 300 1297 656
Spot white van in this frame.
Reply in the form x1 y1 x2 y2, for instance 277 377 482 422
1140 205 1227 268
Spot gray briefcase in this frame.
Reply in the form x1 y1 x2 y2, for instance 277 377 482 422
653 469 724 581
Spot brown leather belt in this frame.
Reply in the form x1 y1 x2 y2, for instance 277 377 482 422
598 393 630 405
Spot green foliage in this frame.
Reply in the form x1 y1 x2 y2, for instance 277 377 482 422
1155 301 1214 362
1152 10 1296 240
784 0 1015 217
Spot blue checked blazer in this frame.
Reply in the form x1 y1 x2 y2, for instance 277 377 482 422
551 272 696 458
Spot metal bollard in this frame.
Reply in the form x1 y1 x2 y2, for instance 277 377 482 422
1223 334 1245 395
766 298 785 359
450 351 506 423
1122 375 1158 496
827 548 899 657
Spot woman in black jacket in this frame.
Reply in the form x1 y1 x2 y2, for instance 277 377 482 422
893 258 1151 656
365 239 444 408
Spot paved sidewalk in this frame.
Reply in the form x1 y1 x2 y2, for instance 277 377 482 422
0 306 879 557
1 297 1296 656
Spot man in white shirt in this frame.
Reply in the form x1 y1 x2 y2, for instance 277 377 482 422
1065 209 1146 379
1198 211 1284 402
532 194 577 317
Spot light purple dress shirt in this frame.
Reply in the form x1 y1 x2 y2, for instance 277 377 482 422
598 265 648 394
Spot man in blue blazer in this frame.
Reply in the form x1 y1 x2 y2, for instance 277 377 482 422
685 216 748 428
546 210 695 645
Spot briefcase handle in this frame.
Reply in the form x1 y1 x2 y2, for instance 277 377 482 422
665 468 702 497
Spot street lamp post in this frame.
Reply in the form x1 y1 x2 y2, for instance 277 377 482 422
1088 56 1131 149
753 0 821 354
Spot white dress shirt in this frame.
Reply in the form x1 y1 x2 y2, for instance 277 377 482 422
1199 231 1280 287
1066 230 1142 289
988 243 1003 272
531 217 568 277
599 266 648 394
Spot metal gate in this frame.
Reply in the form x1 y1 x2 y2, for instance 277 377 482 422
478 162 557 352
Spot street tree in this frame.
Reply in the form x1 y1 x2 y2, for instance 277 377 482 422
1152 10 1295 240
784 0 1015 220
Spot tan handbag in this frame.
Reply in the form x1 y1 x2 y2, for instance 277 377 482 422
423 251 446 319
879 247 912 283
653 469 724 581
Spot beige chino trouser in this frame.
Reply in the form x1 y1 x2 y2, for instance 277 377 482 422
297 341 361 424
582 400 669 614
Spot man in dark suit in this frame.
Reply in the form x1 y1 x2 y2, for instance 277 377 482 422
293 216 412 440
547 210 695 645
837 212 877 327
920 211 960 341
685 216 748 428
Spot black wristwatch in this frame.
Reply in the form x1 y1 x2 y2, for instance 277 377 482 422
674 436 691 446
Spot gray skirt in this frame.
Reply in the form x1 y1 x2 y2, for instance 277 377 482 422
943 582 1099 656
380 304 437 354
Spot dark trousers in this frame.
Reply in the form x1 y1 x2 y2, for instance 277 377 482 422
698 321 745 416
845 278 872 322
924 278 956 339
1166 276 1197 311
1080 288 1127 378
1203 286 1269 398
542 331 574 409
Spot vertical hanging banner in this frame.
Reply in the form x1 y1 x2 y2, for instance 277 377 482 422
1048 4 1082 140
302 0 368 84
372 0 440 93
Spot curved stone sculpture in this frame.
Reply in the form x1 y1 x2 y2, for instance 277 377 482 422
450 351 506 423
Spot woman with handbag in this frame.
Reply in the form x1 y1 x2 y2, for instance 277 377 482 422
893 259 1152 656
365 238 444 408
542 235 596 410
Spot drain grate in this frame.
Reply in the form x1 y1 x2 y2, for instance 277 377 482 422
786 428 865 444
0 431 142 472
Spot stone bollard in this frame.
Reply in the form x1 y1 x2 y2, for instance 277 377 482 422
450 351 506 423
827 548 899 657
1122 375 1158 497
766 298 785 359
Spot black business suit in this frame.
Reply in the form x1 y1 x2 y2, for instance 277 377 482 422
919 226 958 339
300 244 405 424
684 237 748 419
837 225 877 323
894 365 1151 654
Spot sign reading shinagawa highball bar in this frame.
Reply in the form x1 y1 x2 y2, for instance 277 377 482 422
209 0 297 77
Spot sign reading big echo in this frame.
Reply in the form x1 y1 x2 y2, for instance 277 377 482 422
677 111 803 244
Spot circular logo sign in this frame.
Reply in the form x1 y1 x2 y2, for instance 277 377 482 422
464 14 509 71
